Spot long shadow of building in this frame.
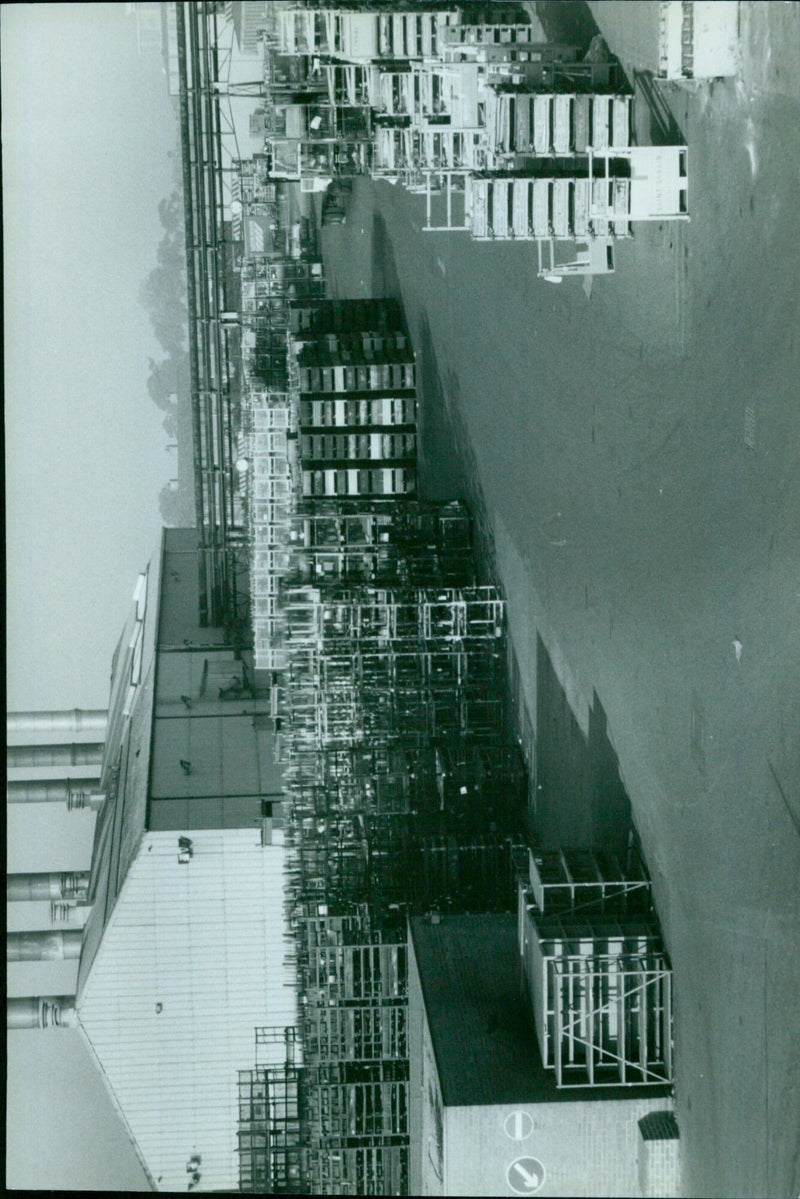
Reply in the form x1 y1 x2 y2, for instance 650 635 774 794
535 634 634 852
370 207 634 860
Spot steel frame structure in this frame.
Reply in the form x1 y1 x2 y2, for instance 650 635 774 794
518 848 675 1090
178 1 254 631
551 953 673 1088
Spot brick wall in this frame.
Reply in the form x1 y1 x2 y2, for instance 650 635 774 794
638 1111 680 1198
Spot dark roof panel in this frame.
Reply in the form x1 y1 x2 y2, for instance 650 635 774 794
411 914 558 1107
410 913 671 1107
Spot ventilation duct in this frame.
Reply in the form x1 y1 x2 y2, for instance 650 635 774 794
7 779 100 806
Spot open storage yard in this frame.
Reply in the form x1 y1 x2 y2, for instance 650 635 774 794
321 7 800 1194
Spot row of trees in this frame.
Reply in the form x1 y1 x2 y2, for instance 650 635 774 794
140 181 195 525
140 188 189 426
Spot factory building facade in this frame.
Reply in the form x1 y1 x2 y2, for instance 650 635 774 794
9 530 298 1193
408 912 677 1197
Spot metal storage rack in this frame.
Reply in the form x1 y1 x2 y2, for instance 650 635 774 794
517 850 674 1089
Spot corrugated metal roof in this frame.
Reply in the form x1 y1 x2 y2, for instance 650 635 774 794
77 829 297 1193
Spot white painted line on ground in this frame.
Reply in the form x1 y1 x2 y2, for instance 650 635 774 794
744 405 756 449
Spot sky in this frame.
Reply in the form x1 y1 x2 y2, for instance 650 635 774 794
4 3 180 1189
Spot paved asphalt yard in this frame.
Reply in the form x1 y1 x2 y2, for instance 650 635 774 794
320 6 800 1196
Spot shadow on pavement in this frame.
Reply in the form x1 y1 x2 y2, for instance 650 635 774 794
371 210 402 301
415 315 503 589
534 633 634 854
370 197 633 861
533 0 601 51
633 70 687 146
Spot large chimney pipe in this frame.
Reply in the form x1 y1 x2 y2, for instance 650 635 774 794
7 930 83 962
7 996 77 1030
7 872 90 903
7 743 105 770
6 709 108 742
6 779 105 810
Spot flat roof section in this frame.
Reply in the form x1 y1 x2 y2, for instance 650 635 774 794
410 913 671 1107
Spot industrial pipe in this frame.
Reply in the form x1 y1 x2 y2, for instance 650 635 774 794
7 779 99 805
7 743 104 770
66 788 106 812
7 930 83 962
7 709 108 742
7 873 90 903
6 780 105 811
7 996 77 1030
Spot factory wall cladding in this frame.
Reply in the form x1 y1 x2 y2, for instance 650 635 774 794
149 712 282 829
76 829 296 1194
